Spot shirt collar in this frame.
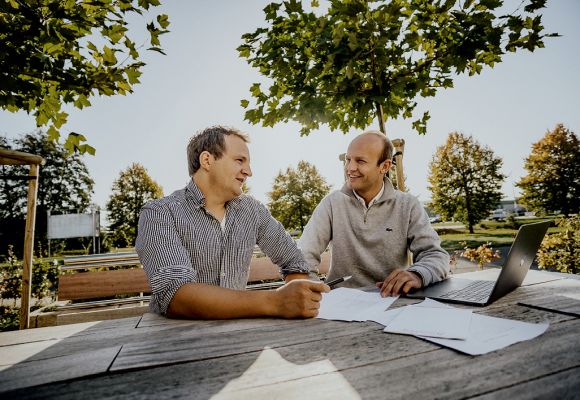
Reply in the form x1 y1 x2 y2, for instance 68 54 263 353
353 182 385 209
185 179 243 210
186 179 205 207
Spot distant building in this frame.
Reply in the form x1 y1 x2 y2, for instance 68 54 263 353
495 200 528 216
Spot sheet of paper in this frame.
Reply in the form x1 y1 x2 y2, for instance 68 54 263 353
411 299 550 355
383 302 473 339
421 313 549 355
317 288 397 322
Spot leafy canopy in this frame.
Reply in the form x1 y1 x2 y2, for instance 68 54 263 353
238 0 556 136
517 124 579 217
268 160 331 232
428 132 505 233
0 0 169 154
106 162 163 248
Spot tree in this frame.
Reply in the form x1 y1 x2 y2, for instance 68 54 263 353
0 0 169 154
268 161 331 232
516 124 579 216
106 163 163 248
0 130 94 254
428 132 505 233
238 0 556 137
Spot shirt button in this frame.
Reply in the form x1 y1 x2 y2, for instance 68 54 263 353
221 272 226 278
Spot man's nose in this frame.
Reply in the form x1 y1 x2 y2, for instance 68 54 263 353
345 160 355 172
244 164 253 177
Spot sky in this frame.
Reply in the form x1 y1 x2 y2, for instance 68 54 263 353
1 1 579 223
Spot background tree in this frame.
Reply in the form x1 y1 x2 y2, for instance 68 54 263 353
239 0 555 137
428 132 505 233
106 163 163 248
0 130 94 255
268 160 331 232
0 0 169 154
517 124 579 216
536 216 578 275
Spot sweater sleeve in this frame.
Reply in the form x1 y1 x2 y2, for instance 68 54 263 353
405 197 450 286
298 195 333 274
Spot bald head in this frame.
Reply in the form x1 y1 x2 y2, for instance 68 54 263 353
350 130 393 165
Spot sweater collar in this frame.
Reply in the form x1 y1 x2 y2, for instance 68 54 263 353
341 176 396 203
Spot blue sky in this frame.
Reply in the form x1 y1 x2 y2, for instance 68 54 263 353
1 1 579 221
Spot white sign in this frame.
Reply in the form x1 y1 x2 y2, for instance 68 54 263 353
47 213 99 239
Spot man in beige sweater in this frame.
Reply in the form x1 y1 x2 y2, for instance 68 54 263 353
297 131 449 297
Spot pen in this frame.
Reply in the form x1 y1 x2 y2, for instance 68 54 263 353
326 275 352 288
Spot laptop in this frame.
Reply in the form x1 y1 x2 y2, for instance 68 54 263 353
406 221 550 306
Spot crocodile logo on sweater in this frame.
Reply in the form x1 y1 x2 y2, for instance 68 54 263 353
385 227 393 232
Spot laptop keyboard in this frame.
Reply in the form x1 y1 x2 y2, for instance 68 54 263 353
439 280 495 302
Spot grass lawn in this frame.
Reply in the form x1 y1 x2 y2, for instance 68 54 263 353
436 217 558 252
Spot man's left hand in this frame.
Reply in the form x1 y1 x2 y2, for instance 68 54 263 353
376 269 422 297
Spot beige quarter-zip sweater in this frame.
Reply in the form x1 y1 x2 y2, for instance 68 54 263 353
299 178 449 287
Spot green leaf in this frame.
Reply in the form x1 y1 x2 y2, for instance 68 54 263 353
157 14 170 29
47 125 60 142
147 46 166 55
240 99 250 108
103 46 117 64
125 67 142 84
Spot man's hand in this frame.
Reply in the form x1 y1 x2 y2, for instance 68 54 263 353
273 280 330 318
376 269 422 297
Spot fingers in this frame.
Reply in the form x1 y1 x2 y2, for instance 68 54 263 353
306 281 330 293
277 280 328 319
402 280 415 294
380 270 422 297
380 269 403 297
310 291 323 302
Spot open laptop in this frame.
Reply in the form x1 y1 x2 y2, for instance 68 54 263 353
406 221 550 306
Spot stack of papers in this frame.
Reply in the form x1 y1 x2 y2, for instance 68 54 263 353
317 289 549 355
410 299 550 355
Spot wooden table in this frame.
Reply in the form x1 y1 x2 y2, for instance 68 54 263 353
1 270 579 399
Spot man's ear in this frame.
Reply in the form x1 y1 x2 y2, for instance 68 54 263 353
380 159 392 174
199 151 213 171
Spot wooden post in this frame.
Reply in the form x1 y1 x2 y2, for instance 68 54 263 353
391 139 406 192
19 164 40 330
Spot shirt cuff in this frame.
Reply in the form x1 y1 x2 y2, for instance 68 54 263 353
150 265 197 315
280 262 311 278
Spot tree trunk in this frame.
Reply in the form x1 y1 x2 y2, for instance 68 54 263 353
464 187 474 234
374 101 406 191
375 102 386 135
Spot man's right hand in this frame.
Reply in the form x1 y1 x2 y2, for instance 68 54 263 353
272 280 330 318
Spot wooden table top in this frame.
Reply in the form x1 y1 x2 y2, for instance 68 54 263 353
1 270 579 399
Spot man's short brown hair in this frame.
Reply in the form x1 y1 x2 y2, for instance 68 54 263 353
187 126 249 175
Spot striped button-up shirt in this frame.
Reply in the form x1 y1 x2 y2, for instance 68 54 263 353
136 179 310 315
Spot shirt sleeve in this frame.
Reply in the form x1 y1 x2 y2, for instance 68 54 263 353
135 202 197 315
406 198 450 286
298 195 333 273
254 201 310 277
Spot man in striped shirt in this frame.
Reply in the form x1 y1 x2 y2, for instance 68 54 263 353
136 126 329 319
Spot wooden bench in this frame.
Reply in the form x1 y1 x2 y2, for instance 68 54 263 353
31 250 331 327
